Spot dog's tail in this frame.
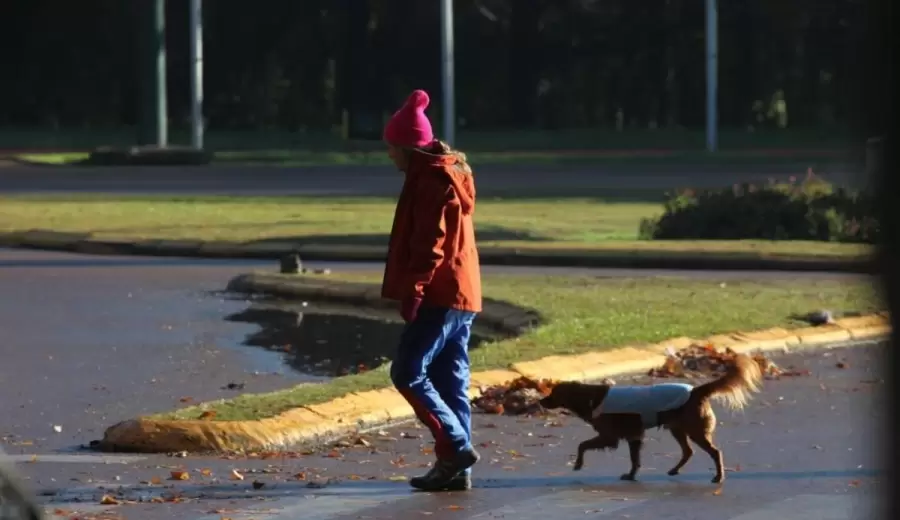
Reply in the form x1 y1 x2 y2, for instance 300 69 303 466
689 354 763 411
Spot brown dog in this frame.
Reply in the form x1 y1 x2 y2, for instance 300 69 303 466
538 354 762 483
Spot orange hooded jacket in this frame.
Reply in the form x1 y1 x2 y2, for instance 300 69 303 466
381 149 482 313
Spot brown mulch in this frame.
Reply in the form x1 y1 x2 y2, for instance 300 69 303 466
471 377 556 416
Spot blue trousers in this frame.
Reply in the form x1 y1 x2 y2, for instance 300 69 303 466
390 306 476 471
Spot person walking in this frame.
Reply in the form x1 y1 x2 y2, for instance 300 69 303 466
381 89 483 492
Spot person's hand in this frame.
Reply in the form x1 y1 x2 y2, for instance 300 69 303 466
401 297 422 323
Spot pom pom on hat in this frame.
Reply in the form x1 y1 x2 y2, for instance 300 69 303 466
384 89 434 148
408 89 430 109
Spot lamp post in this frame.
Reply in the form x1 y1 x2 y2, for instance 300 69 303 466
189 0 204 149
705 0 718 153
440 0 455 146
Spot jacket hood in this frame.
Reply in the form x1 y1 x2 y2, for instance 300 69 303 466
410 149 476 215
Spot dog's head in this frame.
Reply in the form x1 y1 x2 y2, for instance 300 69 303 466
539 381 610 418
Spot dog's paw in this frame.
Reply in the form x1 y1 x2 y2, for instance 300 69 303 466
572 462 583 471
667 468 680 476
711 475 724 484
619 473 637 481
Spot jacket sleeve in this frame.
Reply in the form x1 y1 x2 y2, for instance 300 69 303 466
404 179 452 300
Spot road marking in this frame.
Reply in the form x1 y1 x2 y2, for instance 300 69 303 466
468 489 645 519
191 485 418 520
6 454 146 464
727 494 866 520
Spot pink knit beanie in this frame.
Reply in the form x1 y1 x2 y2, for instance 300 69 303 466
383 90 434 148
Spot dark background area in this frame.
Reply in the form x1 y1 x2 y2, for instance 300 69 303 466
0 0 868 144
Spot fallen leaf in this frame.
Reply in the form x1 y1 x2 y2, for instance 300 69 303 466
200 468 213 477
446 505 465 510
355 437 372 448
325 449 342 458
849 480 861 487
29 455 37 463
388 475 408 481
252 480 265 490
292 472 307 480
52 425 62 433
712 488 723 496
836 361 849 369
347 474 362 481
150 476 162 485
179 397 193 403
781 369 812 377
198 410 217 420
230 469 245 481
170 471 190 481
100 495 120 505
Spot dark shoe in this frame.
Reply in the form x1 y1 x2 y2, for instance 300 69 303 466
443 474 472 491
409 449 479 491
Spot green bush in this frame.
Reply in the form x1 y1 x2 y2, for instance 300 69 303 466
639 173 879 243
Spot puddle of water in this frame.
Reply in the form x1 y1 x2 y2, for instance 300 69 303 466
226 302 489 379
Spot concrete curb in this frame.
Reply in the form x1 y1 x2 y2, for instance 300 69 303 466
0 230 875 273
95 273 890 454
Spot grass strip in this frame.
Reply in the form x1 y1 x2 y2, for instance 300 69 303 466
0 195 872 260
153 272 879 421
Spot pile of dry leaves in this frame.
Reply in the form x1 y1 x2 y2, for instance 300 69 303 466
648 343 810 379
471 377 556 416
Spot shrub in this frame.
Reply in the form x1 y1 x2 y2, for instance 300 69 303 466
639 173 879 243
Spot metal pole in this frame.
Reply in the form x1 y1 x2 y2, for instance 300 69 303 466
189 0 204 149
153 0 168 147
705 0 718 153
439 0 455 146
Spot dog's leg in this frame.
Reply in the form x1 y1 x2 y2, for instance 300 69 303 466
689 432 724 483
667 429 694 476
574 436 611 471
620 439 643 481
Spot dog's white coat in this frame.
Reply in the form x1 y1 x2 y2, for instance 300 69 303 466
592 383 694 427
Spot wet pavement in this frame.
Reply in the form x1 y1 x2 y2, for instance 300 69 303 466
3 341 885 520
0 247 869 451
0 249 307 452
227 302 489 378
0 246 883 519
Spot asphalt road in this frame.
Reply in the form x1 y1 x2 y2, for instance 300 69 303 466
7 341 885 520
0 163 861 196
1 247 868 454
